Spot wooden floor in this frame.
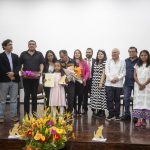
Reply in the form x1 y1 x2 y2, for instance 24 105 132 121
0 104 150 150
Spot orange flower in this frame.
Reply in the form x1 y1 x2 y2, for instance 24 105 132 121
26 145 33 150
34 132 41 141
27 130 32 136
74 67 82 77
41 135 46 142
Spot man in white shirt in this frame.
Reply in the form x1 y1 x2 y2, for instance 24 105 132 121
105 48 126 121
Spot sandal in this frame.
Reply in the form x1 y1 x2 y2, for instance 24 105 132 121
135 121 142 127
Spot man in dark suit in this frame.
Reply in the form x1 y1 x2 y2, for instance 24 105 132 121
83 48 96 115
0 39 21 123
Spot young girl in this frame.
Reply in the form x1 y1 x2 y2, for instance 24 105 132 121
133 50 150 127
90 50 107 117
73 49 90 116
49 61 66 116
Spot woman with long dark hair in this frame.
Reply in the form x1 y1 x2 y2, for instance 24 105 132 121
73 49 90 116
90 50 107 117
43 50 57 107
133 50 150 127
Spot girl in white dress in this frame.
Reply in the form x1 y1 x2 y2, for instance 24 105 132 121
133 50 150 127
49 61 66 116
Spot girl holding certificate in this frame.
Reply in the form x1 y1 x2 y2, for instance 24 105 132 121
49 61 66 116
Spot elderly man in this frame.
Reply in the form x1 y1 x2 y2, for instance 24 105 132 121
105 48 126 121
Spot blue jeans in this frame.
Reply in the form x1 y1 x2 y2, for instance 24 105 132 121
106 86 122 117
0 82 18 118
123 86 134 116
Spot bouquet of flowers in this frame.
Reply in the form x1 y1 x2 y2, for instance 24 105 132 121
63 66 83 84
9 108 74 150
74 66 83 83
21 71 41 79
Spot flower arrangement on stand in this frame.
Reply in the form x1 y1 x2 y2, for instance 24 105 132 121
9 107 74 150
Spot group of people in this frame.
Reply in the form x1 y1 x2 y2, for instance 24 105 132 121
0 39 150 128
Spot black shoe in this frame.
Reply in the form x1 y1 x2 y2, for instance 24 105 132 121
121 115 131 121
115 116 121 121
74 110 78 116
82 111 87 115
100 110 106 117
97 110 106 118
133 117 138 123
106 115 115 121
78 110 82 116
92 110 97 117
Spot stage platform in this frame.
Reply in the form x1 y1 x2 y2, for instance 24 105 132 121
0 104 150 150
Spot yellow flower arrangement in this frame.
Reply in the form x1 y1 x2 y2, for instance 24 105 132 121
10 107 74 150
74 66 82 78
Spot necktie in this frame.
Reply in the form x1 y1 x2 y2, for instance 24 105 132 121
88 59 91 78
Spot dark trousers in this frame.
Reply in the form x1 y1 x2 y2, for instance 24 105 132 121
65 81 75 113
44 87 50 107
83 78 92 112
123 86 134 116
74 82 84 113
23 79 39 115
106 86 122 117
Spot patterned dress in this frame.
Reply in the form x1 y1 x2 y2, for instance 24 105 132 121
90 61 107 110
132 64 150 119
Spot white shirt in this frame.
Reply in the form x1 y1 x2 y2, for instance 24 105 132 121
5 51 13 71
105 58 126 87
86 58 92 78
48 65 54 73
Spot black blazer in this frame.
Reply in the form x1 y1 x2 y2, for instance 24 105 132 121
0 52 21 83
43 63 50 73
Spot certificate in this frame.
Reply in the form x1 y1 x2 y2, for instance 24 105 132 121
44 73 55 87
59 75 67 85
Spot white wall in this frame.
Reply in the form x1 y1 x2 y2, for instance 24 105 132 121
0 0 150 59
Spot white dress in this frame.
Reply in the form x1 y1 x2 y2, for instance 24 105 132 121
133 64 150 110
49 73 66 107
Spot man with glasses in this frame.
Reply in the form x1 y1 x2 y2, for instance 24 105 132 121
121 47 138 121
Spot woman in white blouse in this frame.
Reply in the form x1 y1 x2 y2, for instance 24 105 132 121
43 50 57 107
